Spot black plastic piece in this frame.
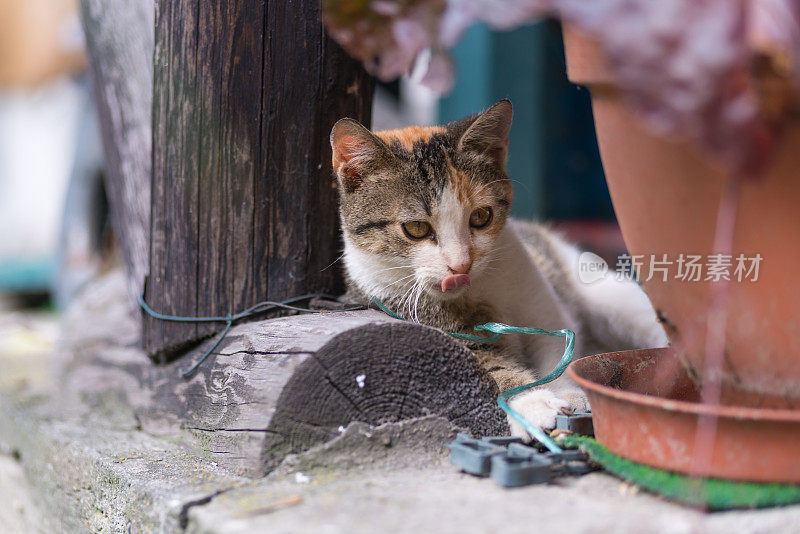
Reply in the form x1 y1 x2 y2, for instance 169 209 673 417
491 445 553 487
447 435 506 477
481 436 525 447
555 412 594 436
448 421 597 487
546 449 597 475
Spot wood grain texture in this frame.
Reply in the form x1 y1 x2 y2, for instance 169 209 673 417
261 322 509 472
145 0 374 359
62 278 507 477
79 0 153 305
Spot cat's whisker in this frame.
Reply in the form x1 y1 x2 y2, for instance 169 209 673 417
406 281 421 310
486 247 515 260
370 274 417 301
412 286 424 323
470 178 508 196
481 256 510 265
371 264 413 274
407 285 419 323
405 284 416 320
378 273 416 291
404 286 416 319
481 252 512 265
320 251 347 272
405 283 420 322
508 178 535 196
407 282 425 322
480 265 503 276
483 253 512 264
395 280 419 317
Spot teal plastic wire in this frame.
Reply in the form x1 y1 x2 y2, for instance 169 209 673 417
139 294 363 376
370 297 503 343
371 296 574 452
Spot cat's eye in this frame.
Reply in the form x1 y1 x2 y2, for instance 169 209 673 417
403 221 431 239
469 207 492 229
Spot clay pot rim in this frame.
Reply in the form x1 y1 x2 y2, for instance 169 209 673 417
567 349 800 423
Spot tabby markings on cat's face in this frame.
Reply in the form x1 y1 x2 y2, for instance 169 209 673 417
330 100 514 311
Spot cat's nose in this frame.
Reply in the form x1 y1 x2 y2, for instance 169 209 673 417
447 261 472 275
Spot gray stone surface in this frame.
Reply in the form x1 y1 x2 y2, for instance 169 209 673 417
187 467 800 534
4 280 800 532
6 346 800 534
0 453 42 532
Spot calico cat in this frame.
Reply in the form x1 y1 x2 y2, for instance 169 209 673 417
330 99 666 439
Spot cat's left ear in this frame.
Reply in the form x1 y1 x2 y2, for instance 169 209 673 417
458 99 513 169
330 118 396 192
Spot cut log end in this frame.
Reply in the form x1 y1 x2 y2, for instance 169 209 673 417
261 322 508 472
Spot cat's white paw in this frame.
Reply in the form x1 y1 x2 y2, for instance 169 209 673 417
506 388 570 441
552 386 591 414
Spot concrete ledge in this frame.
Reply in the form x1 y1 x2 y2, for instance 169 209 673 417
0 374 245 531
5 273 800 532
0 368 459 531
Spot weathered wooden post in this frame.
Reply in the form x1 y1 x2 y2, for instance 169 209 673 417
78 0 508 472
144 0 373 360
80 0 153 304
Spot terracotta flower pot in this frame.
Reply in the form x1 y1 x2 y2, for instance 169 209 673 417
563 28 800 405
568 348 800 483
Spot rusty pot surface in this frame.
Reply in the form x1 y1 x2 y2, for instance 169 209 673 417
568 349 800 483
563 27 800 402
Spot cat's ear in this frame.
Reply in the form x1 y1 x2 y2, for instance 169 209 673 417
331 119 395 192
458 99 513 170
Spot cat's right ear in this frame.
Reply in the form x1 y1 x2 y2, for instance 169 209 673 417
458 99 513 170
330 119 394 193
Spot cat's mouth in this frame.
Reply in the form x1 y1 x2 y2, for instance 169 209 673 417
440 274 471 293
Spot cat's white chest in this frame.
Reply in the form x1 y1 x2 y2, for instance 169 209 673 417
470 226 578 364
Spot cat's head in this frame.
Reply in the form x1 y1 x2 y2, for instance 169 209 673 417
330 99 514 308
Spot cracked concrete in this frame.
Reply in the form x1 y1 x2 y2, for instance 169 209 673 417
5 300 800 532
0 452 41 532
186 467 800 534
8 359 800 534
0 392 247 532
267 416 461 478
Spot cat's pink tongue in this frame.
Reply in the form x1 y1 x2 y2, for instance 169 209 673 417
441 274 470 292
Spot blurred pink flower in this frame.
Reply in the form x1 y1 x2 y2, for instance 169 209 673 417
323 0 800 173
322 0 447 81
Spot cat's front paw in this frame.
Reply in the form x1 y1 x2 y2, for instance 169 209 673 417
506 388 570 441
553 386 591 414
